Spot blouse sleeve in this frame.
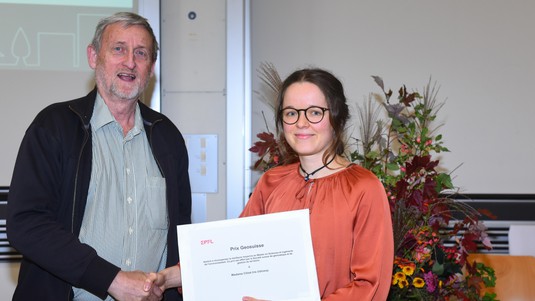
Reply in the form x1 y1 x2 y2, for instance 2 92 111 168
323 175 394 301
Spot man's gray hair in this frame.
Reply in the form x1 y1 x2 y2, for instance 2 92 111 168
91 12 159 62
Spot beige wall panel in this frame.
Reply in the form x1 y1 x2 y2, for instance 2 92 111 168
161 0 227 221
162 91 227 222
161 0 226 92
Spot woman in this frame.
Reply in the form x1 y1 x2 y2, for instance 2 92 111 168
241 68 393 300
147 68 394 300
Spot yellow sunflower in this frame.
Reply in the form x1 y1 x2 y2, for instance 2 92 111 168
412 277 425 288
401 264 415 276
392 271 406 285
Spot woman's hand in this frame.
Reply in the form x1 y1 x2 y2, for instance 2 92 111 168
143 264 182 292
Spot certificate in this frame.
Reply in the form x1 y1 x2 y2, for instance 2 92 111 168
177 209 320 301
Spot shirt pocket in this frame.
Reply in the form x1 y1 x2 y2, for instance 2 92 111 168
146 176 169 230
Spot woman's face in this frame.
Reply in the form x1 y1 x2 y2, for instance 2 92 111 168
282 82 333 161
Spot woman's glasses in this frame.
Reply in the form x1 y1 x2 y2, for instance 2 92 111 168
280 106 330 125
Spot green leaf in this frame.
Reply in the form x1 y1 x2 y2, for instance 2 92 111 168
436 173 454 191
386 163 400 171
365 150 380 160
432 261 445 275
482 292 498 301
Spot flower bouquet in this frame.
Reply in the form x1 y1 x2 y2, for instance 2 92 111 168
351 76 497 300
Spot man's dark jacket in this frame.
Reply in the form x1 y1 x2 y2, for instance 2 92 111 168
7 89 191 300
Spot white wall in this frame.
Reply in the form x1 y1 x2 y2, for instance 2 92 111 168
250 0 535 194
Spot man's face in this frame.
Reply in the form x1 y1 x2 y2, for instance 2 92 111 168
87 23 155 103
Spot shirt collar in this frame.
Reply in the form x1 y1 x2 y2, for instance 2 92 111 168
91 93 144 134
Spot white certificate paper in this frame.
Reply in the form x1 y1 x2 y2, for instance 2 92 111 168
177 209 320 301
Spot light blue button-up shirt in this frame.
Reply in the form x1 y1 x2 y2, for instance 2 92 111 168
74 94 168 300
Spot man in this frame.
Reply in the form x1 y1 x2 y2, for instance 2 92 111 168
7 12 191 301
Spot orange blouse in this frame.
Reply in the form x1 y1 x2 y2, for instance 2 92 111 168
240 163 394 301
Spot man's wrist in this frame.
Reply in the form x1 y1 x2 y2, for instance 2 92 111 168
177 263 183 294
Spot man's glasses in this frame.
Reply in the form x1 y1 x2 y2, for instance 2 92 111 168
280 106 330 125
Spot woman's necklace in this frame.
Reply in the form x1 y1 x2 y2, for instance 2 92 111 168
299 157 336 182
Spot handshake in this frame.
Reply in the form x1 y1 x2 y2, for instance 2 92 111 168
143 265 182 297
113 264 267 301
108 265 181 301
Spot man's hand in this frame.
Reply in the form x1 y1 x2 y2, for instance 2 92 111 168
108 270 163 301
